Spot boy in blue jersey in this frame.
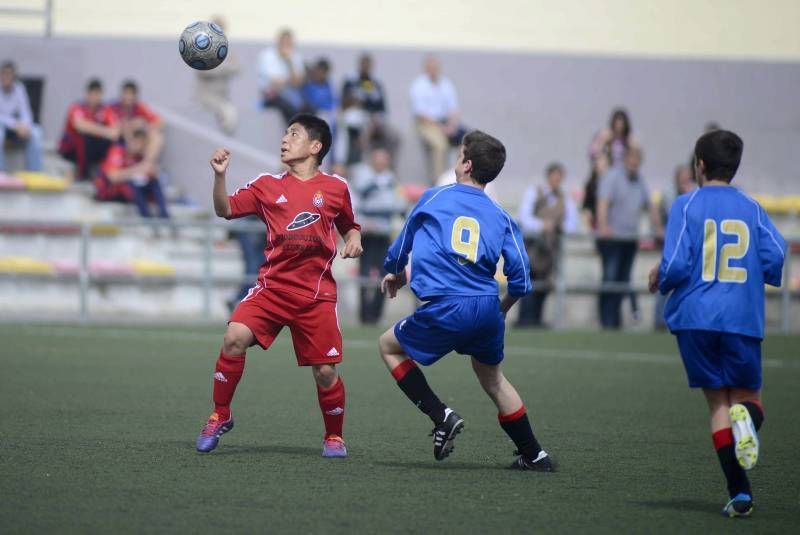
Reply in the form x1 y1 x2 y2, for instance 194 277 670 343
378 130 553 471
648 130 786 517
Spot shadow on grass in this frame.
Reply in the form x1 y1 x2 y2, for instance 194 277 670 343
375 460 502 471
636 498 720 514
206 444 321 457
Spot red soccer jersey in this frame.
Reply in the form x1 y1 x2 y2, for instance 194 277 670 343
228 171 361 302
64 101 119 136
110 101 161 125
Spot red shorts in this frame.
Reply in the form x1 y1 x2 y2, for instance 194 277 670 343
230 287 342 366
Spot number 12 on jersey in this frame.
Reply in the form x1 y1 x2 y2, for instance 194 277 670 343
702 219 749 283
451 216 480 264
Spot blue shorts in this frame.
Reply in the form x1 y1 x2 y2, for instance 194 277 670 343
675 330 762 390
394 295 505 366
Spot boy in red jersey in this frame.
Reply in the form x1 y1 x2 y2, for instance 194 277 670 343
58 78 120 180
196 114 362 457
110 79 164 166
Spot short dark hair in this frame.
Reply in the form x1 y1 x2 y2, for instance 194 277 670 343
461 130 506 184
314 57 331 72
288 113 332 165
1 60 16 72
86 78 103 92
121 79 138 93
545 162 564 178
694 129 743 182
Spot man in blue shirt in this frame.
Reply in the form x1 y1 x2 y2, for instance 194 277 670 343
378 130 553 471
649 129 786 518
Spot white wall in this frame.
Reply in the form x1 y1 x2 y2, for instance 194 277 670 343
2 0 800 61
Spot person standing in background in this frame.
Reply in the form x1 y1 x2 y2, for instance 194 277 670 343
517 162 578 327
350 146 406 323
596 147 662 329
195 16 240 136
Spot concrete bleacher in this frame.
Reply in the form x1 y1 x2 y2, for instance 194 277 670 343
0 157 420 323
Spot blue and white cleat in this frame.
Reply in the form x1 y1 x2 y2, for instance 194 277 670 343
722 493 753 518
322 435 347 458
730 404 759 470
196 412 234 453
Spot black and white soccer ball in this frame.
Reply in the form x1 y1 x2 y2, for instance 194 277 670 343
178 21 228 71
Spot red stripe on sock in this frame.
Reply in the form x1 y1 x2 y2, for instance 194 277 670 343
712 428 734 450
498 405 526 423
390 359 418 382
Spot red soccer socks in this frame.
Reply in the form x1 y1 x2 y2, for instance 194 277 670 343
317 376 346 438
212 350 245 421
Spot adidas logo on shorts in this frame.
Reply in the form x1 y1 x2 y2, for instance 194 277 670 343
325 407 344 416
326 347 340 357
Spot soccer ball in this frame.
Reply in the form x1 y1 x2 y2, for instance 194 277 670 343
178 21 228 71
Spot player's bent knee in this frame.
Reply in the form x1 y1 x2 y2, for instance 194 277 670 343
223 323 253 355
312 364 338 387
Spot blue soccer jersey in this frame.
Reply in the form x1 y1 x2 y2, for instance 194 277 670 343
659 186 786 339
384 183 532 300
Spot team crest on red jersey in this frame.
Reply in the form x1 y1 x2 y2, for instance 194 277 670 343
312 190 324 207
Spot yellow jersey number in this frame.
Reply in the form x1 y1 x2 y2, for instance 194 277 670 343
702 219 749 283
451 216 480 264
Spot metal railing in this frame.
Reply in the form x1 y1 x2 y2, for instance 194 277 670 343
0 218 796 331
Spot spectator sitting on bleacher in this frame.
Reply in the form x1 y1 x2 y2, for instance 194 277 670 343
58 78 120 180
409 55 466 183
257 28 309 125
94 128 169 219
110 79 164 166
337 53 396 167
303 58 336 128
0 60 43 172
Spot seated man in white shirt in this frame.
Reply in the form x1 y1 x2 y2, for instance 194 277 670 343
516 162 579 327
409 55 465 183
256 29 309 125
0 60 43 172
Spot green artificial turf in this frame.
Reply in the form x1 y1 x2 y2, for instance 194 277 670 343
1 324 798 533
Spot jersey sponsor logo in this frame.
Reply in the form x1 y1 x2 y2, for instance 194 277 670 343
213 372 228 383
286 211 321 231
276 194 288 204
313 190 324 207
326 347 340 357
325 406 344 416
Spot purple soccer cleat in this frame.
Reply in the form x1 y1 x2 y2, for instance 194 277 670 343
196 412 234 453
322 435 347 458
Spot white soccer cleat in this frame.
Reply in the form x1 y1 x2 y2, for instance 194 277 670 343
730 404 759 470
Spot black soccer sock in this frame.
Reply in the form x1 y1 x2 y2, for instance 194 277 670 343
391 360 447 425
713 428 751 498
741 400 764 431
499 407 542 460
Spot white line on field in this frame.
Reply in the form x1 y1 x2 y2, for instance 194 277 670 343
2 325 797 370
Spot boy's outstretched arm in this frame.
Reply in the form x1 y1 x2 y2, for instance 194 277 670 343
211 148 232 219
